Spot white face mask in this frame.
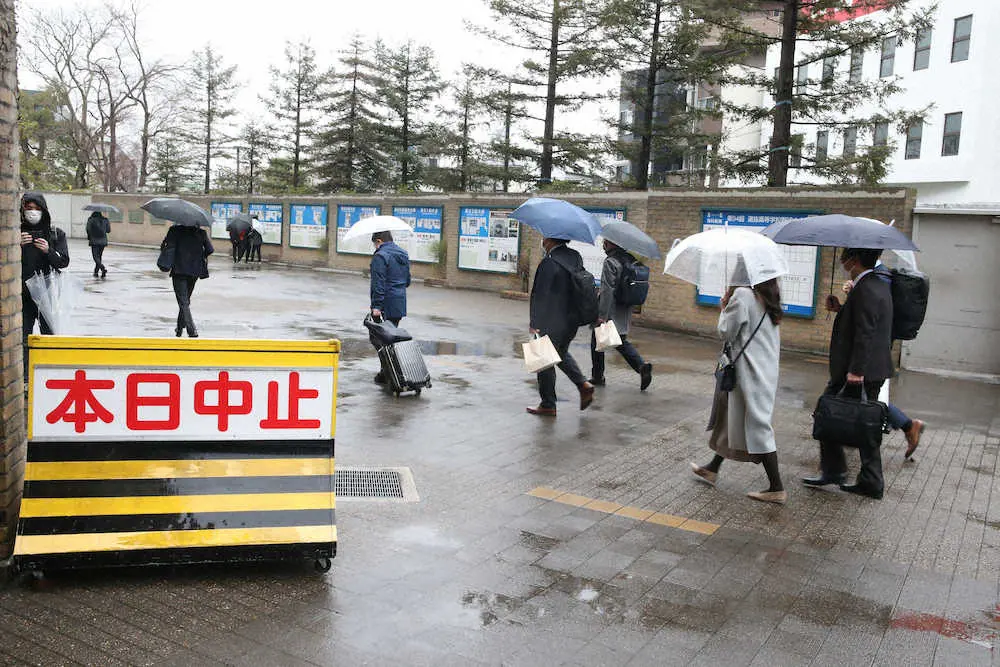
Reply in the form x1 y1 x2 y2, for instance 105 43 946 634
23 210 43 225
540 239 546 252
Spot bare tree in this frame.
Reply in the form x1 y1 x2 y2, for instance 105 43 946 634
114 2 178 190
22 6 112 188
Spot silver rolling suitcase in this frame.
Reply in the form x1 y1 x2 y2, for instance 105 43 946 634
378 339 432 396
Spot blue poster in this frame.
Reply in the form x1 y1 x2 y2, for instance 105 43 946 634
392 206 442 263
210 202 242 240
289 205 328 249
698 208 821 318
247 203 283 245
336 204 381 255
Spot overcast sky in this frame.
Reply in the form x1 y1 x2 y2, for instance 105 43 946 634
18 0 615 159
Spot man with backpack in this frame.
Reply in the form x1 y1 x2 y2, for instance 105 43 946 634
589 239 653 391
527 237 596 416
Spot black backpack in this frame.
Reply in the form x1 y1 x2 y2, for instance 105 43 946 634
888 268 929 341
616 255 650 307
550 253 599 327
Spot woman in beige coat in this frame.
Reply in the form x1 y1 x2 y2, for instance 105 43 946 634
691 278 786 504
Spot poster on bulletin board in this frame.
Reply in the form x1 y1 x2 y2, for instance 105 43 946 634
457 207 518 274
699 208 821 318
336 205 381 255
568 207 627 284
289 205 328 249
247 203 283 245
392 206 442 264
210 202 242 241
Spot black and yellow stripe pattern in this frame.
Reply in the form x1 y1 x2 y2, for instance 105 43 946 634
15 440 336 570
16 336 339 571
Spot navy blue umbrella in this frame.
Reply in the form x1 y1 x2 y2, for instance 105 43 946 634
511 198 603 244
762 214 918 251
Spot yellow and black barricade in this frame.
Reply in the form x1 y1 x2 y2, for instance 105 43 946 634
14 336 339 572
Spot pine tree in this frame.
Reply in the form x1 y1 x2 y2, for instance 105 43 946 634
480 77 536 192
149 129 195 193
698 0 933 186
263 41 323 192
422 66 492 192
184 45 238 193
475 0 606 183
314 35 386 192
600 0 737 189
374 40 443 190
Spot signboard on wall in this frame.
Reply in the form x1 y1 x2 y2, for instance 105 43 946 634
392 206 442 264
289 204 328 249
336 205 381 255
247 203 283 245
699 208 821 318
210 202 242 240
458 207 518 274
568 207 628 282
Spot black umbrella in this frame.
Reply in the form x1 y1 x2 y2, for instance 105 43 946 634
141 198 213 227
83 203 120 215
226 212 253 234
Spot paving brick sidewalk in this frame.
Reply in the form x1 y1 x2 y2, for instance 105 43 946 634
0 242 995 666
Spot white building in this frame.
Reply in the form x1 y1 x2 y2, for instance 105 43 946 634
720 0 999 380
754 0 996 207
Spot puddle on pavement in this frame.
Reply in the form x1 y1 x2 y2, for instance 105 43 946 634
391 525 462 550
519 531 561 552
436 374 470 389
461 591 522 627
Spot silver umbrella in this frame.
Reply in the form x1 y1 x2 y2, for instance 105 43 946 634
83 203 121 215
600 220 662 259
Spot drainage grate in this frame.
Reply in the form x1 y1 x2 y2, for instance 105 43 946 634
334 466 419 502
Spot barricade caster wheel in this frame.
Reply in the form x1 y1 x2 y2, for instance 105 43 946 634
314 558 332 573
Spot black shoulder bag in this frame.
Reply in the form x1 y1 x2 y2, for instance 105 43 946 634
715 313 767 392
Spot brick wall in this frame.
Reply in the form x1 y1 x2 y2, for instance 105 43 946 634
87 188 914 354
0 0 23 545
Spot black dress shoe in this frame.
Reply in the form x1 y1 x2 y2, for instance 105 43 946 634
640 363 653 391
588 377 606 386
802 473 847 487
840 484 883 499
374 372 387 385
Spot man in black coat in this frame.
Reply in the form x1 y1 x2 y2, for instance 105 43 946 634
804 247 893 499
20 192 70 381
527 237 595 416
86 211 111 278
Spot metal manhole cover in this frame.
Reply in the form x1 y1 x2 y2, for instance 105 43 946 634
334 467 419 502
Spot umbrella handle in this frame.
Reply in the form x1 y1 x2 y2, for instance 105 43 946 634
669 238 681 250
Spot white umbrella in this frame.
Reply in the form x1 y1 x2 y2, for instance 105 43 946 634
663 228 789 290
340 215 414 243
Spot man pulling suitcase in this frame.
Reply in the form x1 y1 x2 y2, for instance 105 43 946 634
369 231 412 384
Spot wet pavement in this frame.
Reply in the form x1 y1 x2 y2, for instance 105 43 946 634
2 240 999 666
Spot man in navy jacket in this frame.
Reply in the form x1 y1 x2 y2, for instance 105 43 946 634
369 231 411 384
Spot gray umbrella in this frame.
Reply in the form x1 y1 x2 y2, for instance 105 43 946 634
141 198 213 227
600 220 662 259
83 203 120 215
762 214 918 251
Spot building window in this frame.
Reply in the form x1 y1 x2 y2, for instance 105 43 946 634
941 112 962 156
822 57 836 88
849 47 864 83
905 122 922 159
952 15 972 62
790 134 804 168
880 36 896 77
816 130 829 161
873 121 889 147
913 28 932 70
796 65 808 94
843 127 857 157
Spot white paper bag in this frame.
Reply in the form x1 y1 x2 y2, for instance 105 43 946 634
594 320 622 352
523 335 561 373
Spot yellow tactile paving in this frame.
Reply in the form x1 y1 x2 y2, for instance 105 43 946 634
526 487 721 536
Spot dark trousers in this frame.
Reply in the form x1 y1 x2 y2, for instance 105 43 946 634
537 334 586 409
22 290 53 381
172 275 198 336
590 329 644 379
819 379 885 494
91 245 106 273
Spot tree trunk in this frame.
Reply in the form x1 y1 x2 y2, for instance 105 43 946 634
139 113 150 189
400 59 411 187
540 0 560 183
460 93 470 191
293 77 302 189
635 0 662 191
767 0 799 187
503 89 512 193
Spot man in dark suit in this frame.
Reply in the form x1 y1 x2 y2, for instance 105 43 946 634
804 247 894 499
527 237 595 416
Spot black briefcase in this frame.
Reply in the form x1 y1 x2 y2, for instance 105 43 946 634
812 386 887 449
